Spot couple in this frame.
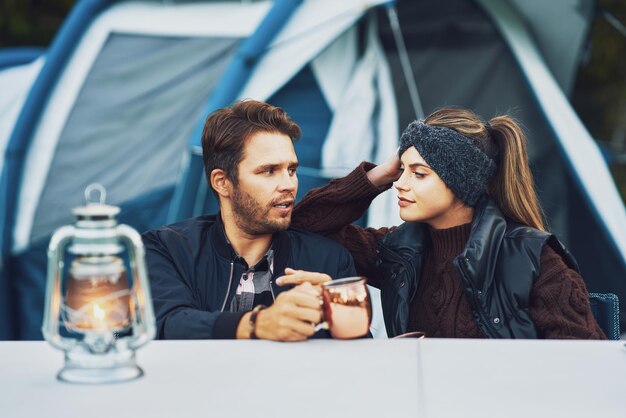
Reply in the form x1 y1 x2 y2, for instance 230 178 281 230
143 100 605 340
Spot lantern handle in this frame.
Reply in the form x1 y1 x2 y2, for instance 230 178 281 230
116 224 156 349
84 183 107 205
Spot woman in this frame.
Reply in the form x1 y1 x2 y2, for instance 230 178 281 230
284 108 605 339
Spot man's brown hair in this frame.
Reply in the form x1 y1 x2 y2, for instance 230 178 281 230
201 100 302 190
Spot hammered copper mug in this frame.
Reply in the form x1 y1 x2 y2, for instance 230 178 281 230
314 277 372 339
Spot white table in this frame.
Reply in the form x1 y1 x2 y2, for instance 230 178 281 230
0 339 625 418
417 339 626 418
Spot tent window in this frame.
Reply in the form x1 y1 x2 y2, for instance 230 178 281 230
30 33 240 244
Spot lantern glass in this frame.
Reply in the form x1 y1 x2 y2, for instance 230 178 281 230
64 256 131 334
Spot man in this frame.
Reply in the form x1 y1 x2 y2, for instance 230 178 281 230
143 100 356 341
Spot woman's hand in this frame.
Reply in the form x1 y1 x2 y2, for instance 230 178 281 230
366 150 402 187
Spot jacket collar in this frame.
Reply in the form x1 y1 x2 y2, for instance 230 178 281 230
381 195 506 290
456 195 508 291
209 213 292 277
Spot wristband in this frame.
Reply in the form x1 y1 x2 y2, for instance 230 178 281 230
249 304 266 339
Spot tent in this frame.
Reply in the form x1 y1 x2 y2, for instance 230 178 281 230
1 0 625 340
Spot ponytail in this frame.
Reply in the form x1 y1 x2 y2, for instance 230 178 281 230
425 108 545 231
488 116 545 231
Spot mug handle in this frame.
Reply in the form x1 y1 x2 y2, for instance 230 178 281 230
313 287 331 332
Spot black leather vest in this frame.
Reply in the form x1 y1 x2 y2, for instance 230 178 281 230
376 197 578 338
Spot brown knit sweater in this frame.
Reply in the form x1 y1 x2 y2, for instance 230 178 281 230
293 162 606 339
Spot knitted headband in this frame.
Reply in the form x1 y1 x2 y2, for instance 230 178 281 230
399 120 496 206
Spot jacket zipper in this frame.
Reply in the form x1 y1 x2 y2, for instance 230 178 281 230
220 261 235 312
457 259 498 337
378 244 415 334
269 280 276 302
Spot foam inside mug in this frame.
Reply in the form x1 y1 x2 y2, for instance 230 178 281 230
322 276 366 287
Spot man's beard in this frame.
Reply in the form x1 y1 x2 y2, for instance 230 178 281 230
231 187 293 235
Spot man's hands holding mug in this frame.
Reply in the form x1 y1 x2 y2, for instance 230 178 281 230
237 268 370 341
236 281 322 341
255 282 322 341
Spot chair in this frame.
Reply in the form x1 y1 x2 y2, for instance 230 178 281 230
588 293 620 340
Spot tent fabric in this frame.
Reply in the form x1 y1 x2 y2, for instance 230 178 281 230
29 34 240 247
508 0 594 95
0 59 44 176
310 27 357 112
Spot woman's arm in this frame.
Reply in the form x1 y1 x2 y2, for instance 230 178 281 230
529 245 607 339
292 162 398 285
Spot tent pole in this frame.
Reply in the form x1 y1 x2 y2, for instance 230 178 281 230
385 4 424 120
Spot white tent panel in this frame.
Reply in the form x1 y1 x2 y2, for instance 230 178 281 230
318 19 402 229
310 27 357 112
239 0 389 102
321 28 379 170
96 1 271 38
368 35 403 231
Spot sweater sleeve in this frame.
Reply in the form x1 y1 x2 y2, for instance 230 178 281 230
529 245 607 339
292 162 395 287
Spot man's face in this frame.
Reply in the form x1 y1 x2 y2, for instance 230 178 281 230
230 131 299 235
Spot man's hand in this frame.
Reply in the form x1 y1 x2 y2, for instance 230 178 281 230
236 282 322 341
275 267 332 286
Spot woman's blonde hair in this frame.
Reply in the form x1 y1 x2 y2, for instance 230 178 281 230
424 108 546 231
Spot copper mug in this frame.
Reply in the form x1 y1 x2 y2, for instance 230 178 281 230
314 277 372 339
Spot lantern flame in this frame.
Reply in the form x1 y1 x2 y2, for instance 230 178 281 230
92 303 106 321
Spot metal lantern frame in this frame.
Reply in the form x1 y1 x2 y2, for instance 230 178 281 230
42 184 156 384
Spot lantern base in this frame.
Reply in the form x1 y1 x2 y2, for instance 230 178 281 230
58 344 144 384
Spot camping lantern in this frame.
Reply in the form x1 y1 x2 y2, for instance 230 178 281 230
42 183 155 383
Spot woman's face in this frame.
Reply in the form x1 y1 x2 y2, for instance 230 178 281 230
395 146 470 228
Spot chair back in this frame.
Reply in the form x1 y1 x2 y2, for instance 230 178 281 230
588 293 620 340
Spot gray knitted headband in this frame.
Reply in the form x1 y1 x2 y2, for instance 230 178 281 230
399 120 496 206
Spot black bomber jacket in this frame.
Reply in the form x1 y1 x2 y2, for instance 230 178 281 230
142 215 356 339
